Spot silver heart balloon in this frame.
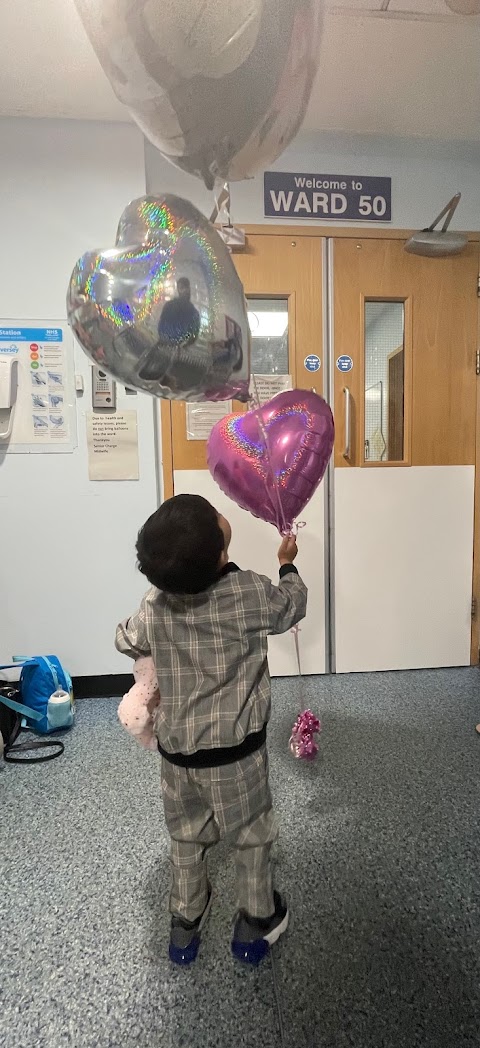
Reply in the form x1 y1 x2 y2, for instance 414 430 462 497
74 0 323 189
67 195 250 402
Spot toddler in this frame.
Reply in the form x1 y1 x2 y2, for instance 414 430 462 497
115 494 307 965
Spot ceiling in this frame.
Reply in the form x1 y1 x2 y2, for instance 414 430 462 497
1 0 480 141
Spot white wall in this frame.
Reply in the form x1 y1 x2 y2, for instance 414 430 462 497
0 117 158 676
145 131 480 231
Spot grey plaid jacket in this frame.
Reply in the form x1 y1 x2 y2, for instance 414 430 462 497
115 564 307 759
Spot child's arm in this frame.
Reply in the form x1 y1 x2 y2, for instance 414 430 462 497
115 590 153 659
265 570 307 635
259 536 308 636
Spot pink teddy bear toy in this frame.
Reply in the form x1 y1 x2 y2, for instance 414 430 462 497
117 656 160 751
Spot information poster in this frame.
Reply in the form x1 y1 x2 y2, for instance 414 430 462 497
86 411 139 481
0 321 76 453
186 401 232 441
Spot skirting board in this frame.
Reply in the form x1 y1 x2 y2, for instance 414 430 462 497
72 674 133 699
72 671 303 699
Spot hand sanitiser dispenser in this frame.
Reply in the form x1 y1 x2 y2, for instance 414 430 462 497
0 356 18 439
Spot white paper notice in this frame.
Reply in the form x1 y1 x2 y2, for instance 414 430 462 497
250 374 292 405
186 401 232 441
86 411 139 481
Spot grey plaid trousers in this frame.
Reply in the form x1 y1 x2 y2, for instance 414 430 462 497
161 745 278 922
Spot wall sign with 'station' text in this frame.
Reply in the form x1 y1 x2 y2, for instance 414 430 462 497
264 172 392 222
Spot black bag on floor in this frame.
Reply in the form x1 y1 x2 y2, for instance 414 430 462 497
0 685 64 764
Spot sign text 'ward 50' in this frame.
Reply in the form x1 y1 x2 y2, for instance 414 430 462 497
264 173 392 222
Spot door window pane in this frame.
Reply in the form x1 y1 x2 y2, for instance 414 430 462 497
364 301 405 463
247 297 289 375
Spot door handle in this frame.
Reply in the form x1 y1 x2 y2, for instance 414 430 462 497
343 387 351 461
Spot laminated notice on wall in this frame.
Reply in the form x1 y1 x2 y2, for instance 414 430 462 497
0 321 76 453
86 411 139 480
186 401 232 441
250 374 292 405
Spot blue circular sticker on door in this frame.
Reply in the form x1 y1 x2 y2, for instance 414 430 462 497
304 354 321 373
336 355 354 373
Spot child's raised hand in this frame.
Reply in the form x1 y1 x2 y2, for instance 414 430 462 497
278 534 298 566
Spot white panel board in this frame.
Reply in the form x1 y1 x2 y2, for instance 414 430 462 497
334 466 475 672
173 470 326 676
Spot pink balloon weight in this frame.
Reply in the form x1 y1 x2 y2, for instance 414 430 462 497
207 389 334 531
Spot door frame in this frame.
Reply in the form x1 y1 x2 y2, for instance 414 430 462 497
157 223 480 665
472 272 480 663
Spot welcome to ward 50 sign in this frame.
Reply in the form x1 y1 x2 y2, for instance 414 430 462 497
264 172 392 222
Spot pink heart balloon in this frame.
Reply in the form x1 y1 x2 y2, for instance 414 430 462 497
207 390 334 531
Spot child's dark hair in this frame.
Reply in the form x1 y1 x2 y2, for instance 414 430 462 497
136 494 225 595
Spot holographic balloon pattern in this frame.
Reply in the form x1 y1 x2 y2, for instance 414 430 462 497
67 195 250 402
207 389 334 531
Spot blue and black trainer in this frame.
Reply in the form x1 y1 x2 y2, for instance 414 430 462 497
169 889 212 966
231 891 289 966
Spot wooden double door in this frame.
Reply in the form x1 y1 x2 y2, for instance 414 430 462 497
161 231 479 675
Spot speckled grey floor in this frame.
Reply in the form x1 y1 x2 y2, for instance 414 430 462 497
2 669 480 1048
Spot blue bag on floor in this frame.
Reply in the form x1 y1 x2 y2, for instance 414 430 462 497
18 656 74 735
